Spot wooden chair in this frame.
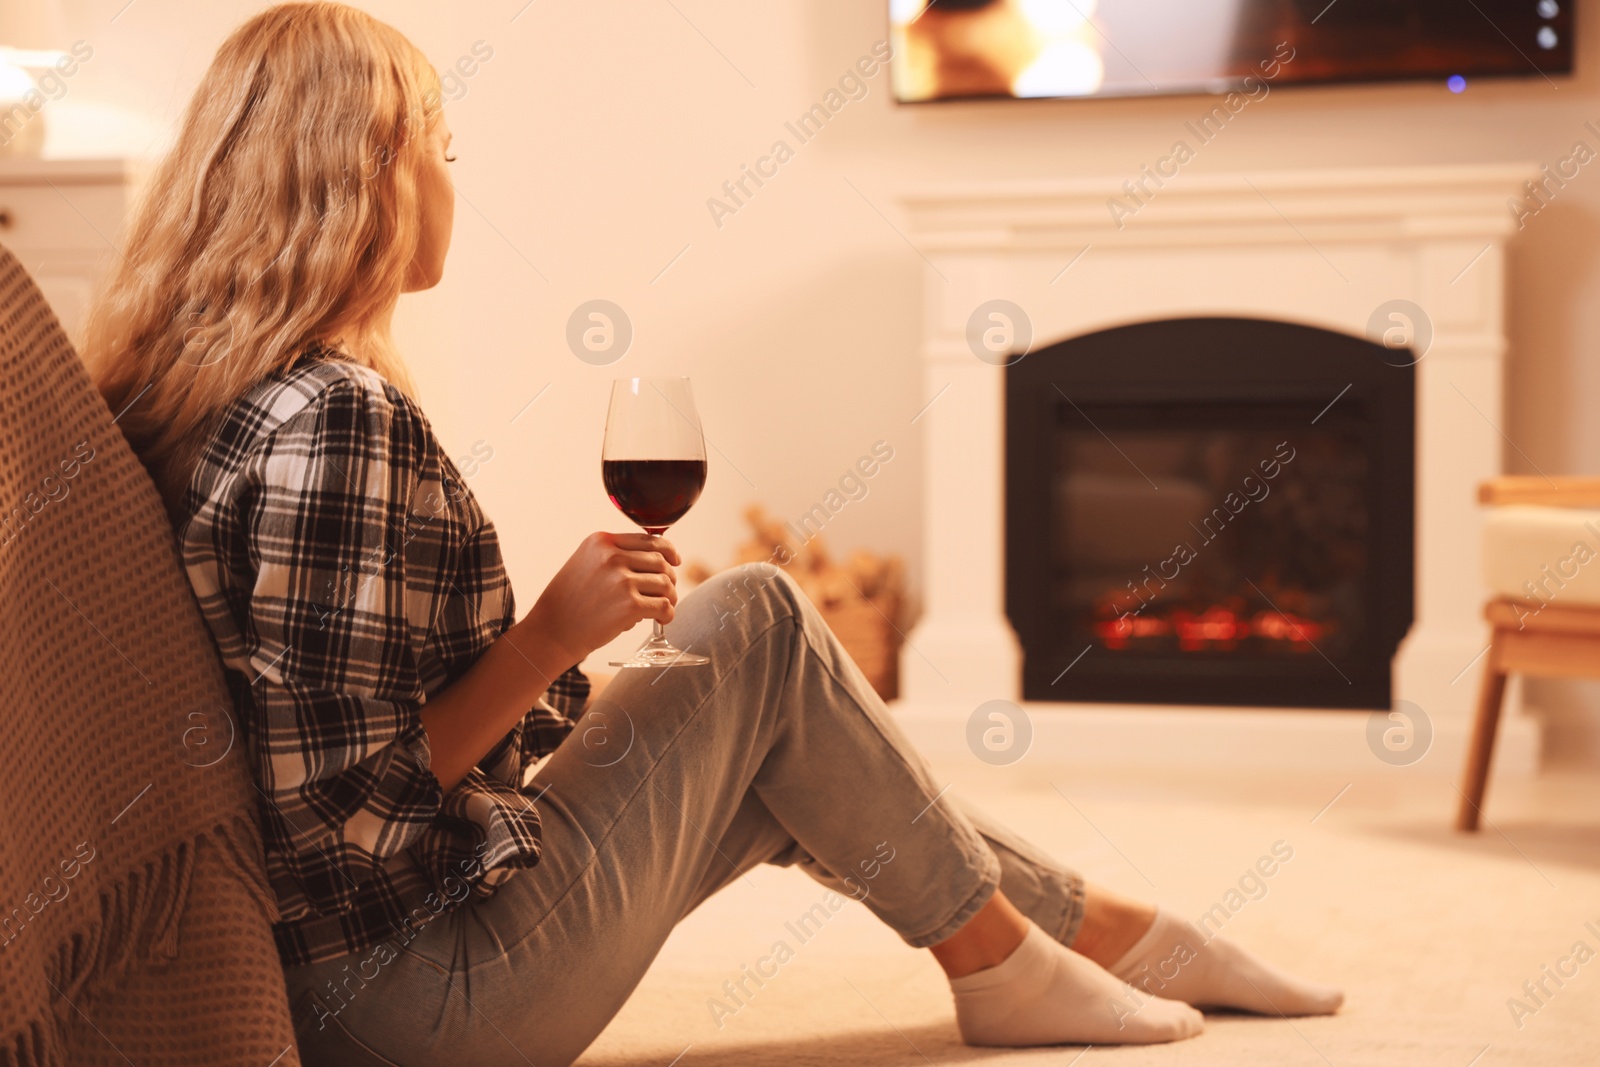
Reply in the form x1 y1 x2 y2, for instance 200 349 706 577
1457 476 1600 831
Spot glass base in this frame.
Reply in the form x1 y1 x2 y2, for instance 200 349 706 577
609 639 710 669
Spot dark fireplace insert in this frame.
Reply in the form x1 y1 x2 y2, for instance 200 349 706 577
1006 317 1414 709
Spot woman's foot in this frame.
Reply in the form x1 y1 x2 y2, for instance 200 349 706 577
1107 907 1344 1017
1070 884 1159 967
934 893 1201 1047
1071 885 1342 1016
949 921 1204 1046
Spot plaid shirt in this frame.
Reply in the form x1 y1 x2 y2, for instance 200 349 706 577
178 348 588 967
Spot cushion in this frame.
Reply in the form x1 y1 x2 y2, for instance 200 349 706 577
1482 504 1600 608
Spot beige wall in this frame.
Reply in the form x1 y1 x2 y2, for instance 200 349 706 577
48 0 1600 760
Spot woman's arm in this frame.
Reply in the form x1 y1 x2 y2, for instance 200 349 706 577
418 531 678 791
417 614 573 792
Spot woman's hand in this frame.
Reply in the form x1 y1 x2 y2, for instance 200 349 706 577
421 536 668 792
518 532 681 671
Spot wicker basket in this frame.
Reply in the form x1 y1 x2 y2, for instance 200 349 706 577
816 593 901 700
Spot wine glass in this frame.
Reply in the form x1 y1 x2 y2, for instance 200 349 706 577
602 377 710 668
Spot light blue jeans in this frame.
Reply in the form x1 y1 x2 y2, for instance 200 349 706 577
282 563 1086 1066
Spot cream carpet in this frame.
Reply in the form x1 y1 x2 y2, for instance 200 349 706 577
576 761 1600 1067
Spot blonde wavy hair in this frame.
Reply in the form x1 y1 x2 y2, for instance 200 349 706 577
85 2 440 516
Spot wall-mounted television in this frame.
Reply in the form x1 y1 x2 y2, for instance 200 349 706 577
889 0 1575 103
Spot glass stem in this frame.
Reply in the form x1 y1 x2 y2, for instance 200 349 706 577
645 526 669 648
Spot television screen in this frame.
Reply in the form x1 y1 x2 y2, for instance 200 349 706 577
889 0 1574 103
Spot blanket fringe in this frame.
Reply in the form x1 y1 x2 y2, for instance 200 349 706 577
0 810 270 1067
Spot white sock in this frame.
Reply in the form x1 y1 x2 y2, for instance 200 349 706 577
1110 908 1344 1016
949 920 1204 1047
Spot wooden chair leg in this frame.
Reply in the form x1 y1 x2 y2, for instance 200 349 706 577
1456 640 1507 833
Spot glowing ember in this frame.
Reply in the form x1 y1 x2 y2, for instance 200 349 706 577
1093 603 1332 652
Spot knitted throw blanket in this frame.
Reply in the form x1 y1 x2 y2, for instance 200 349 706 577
0 245 299 1065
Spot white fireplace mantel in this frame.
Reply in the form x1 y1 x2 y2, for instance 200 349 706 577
894 165 1540 775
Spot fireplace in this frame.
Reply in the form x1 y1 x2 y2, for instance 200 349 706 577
1005 317 1414 709
891 166 1541 775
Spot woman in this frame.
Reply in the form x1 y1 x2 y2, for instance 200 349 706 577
86 5 1342 1064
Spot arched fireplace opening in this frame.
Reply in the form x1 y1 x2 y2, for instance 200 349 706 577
1006 316 1414 709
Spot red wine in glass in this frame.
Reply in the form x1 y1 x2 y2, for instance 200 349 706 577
602 459 707 533
602 378 710 667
